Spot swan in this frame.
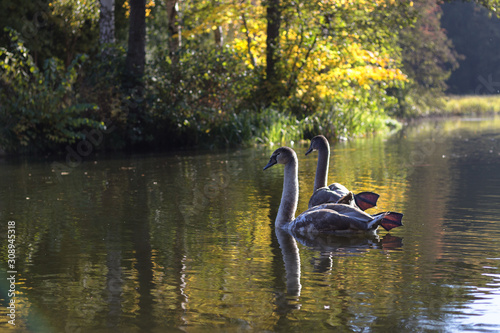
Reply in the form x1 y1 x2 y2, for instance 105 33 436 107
263 147 403 235
306 135 380 210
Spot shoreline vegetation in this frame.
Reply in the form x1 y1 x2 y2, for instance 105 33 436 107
434 95 500 117
1 95 498 158
1 1 499 156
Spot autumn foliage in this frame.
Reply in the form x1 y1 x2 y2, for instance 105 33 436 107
0 0 482 152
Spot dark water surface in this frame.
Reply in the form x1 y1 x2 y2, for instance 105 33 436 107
1 117 500 332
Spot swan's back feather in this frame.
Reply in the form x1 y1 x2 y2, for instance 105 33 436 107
292 203 384 234
293 208 352 234
308 187 343 208
328 183 350 195
308 188 358 209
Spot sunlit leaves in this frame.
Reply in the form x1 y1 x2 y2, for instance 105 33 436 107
144 0 415 142
473 0 500 13
50 0 100 35
122 0 156 17
176 0 410 112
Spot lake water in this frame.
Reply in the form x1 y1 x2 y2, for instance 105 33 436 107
1 117 500 332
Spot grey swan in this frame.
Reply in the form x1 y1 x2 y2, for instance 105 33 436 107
306 135 380 210
263 147 403 234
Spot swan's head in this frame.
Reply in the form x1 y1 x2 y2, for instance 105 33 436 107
305 135 329 156
263 147 297 170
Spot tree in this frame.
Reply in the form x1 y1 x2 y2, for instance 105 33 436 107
0 0 47 65
166 0 181 81
264 0 281 105
157 0 413 116
124 0 146 86
471 0 500 12
442 1 500 94
50 0 100 67
394 0 459 115
99 0 116 46
212 0 224 47
123 0 147 148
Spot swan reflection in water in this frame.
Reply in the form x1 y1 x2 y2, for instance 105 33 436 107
274 228 403 312
291 230 403 273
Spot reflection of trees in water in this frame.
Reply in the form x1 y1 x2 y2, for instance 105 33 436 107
6 118 500 331
105 227 122 328
129 176 155 331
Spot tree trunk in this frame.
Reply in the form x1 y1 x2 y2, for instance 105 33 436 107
213 0 223 47
214 26 223 47
166 0 181 82
241 13 256 68
123 0 146 149
165 0 180 55
265 0 281 104
266 0 280 83
124 0 146 86
99 0 116 46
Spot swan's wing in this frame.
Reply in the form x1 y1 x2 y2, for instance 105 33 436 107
308 203 374 222
371 212 404 231
354 191 380 210
328 184 380 211
294 208 353 233
294 204 383 233
308 187 343 208
295 204 404 234
325 206 403 231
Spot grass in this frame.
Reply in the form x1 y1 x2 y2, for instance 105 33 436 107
201 106 401 148
435 95 500 116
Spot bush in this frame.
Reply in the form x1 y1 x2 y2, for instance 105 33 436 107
0 29 103 153
146 44 259 147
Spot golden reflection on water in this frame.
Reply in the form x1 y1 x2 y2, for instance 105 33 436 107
1 117 500 331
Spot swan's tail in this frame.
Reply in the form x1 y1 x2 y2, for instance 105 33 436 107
354 192 380 211
379 212 404 231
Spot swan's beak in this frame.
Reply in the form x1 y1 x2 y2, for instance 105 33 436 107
263 159 277 170
305 146 313 156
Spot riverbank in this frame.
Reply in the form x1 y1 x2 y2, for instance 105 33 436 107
431 95 500 116
1 95 498 156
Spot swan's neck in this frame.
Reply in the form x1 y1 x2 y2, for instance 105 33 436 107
314 144 330 191
276 160 299 227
